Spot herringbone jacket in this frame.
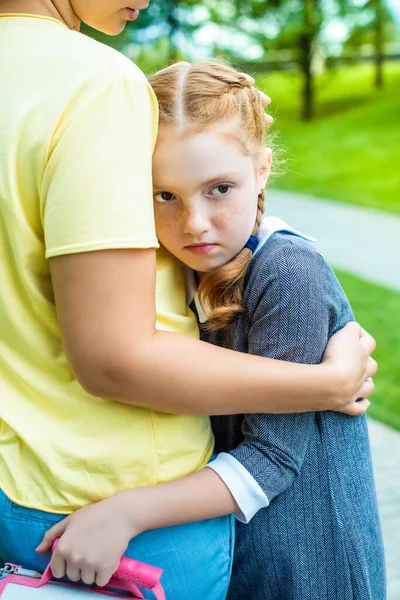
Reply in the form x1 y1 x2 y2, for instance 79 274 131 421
202 232 385 600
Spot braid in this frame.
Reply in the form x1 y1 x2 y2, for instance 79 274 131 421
252 189 265 236
223 73 253 92
198 188 266 332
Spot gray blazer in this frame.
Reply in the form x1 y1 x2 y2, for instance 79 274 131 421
201 232 385 600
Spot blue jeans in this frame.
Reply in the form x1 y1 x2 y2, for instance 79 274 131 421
0 488 234 600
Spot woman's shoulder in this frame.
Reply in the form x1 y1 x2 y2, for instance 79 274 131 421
50 26 149 91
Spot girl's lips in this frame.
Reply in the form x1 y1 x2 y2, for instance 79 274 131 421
185 244 219 255
125 8 140 20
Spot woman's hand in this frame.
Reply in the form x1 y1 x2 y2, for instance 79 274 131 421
322 322 377 415
36 493 141 587
240 72 273 124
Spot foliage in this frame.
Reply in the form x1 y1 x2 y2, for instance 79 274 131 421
262 62 400 214
81 1 399 116
344 3 398 54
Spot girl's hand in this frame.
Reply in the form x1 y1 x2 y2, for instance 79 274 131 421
36 493 140 587
322 322 377 415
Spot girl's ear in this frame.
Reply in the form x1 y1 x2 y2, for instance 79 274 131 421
258 148 272 190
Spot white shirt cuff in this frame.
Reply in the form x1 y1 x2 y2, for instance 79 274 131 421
206 453 269 523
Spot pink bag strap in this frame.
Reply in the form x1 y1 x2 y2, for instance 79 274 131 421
38 554 165 599
104 556 165 600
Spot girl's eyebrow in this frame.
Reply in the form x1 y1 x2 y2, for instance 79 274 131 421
152 172 242 194
201 172 242 187
152 183 172 191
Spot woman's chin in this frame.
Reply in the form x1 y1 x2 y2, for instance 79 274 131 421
86 18 129 36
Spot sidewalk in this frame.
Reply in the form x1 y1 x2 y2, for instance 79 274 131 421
268 189 400 599
368 419 400 600
268 190 400 291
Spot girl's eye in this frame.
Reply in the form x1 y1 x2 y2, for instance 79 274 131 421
209 184 232 197
154 191 176 204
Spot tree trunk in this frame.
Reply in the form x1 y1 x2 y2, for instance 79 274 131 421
374 0 384 89
300 0 314 121
166 9 179 61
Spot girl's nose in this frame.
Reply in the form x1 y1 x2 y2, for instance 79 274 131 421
181 205 210 237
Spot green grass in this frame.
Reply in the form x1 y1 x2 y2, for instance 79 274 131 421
256 63 400 214
335 269 400 430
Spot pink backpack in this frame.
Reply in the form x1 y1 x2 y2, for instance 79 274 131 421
0 556 166 599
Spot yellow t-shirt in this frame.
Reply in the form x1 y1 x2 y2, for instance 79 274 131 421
0 14 213 513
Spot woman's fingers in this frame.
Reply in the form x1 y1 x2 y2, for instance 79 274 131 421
364 357 378 380
355 377 375 400
341 398 371 416
360 329 377 355
239 72 273 123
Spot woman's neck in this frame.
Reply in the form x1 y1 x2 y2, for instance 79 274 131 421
0 0 80 30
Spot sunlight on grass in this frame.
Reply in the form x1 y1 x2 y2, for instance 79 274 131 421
257 63 400 214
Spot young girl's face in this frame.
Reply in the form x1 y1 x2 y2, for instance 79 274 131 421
153 125 271 273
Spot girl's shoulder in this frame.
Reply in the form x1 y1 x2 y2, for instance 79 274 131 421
248 230 326 286
244 231 351 321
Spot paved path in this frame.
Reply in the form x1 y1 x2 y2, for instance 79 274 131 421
368 419 400 600
269 189 400 599
268 190 400 290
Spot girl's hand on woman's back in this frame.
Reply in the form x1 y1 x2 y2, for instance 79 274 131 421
322 322 377 416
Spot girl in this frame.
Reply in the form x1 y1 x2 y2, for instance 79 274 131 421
39 60 383 599
148 60 386 599
0 0 376 596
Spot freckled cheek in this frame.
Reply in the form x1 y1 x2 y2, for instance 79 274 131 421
154 209 183 247
211 212 230 233
212 202 254 235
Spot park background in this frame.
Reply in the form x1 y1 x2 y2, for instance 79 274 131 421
86 0 400 431
85 1 400 593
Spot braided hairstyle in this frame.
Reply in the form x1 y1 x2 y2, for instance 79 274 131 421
149 60 269 330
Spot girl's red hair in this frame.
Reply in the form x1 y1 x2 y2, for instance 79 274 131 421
150 60 268 330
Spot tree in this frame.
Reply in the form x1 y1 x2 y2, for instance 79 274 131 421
226 0 325 120
343 0 397 89
82 0 207 65
372 0 384 87
362 0 395 88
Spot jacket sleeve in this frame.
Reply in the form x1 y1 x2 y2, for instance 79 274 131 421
228 236 345 508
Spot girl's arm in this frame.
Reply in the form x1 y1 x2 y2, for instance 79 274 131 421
37 468 240 586
50 248 375 416
209 236 357 522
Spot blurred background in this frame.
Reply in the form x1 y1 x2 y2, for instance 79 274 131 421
84 0 400 429
84 1 400 594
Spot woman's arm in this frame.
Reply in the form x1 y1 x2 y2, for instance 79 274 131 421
43 67 374 417
50 248 376 416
